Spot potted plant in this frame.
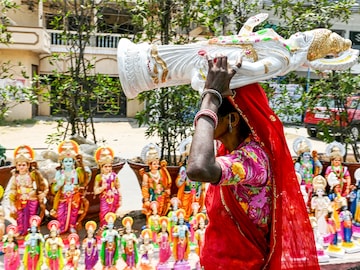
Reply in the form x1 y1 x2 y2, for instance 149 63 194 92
127 85 198 196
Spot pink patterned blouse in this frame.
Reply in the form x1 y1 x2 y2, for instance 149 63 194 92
216 137 272 233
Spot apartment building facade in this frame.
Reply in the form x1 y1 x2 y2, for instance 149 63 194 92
0 0 359 120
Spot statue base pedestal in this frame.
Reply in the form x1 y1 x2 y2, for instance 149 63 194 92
173 261 191 270
325 245 345 258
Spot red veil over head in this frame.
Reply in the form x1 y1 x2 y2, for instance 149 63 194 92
229 83 319 269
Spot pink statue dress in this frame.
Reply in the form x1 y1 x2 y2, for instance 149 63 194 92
83 221 99 270
157 217 172 270
3 225 20 270
94 146 122 228
94 171 121 228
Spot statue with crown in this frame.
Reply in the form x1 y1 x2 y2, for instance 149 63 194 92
3 145 49 237
117 13 359 99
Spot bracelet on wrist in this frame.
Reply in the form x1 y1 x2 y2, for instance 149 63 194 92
201 89 222 107
193 109 218 128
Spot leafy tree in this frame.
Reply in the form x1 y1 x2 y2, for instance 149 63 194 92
306 70 360 161
31 0 123 143
122 0 263 165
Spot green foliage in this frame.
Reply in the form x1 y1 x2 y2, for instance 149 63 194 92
0 0 18 44
268 0 355 36
31 0 124 143
134 85 199 165
306 70 360 160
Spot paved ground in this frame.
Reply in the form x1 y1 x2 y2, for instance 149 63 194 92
0 118 359 269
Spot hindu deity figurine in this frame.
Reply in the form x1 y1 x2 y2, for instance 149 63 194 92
44 220 65 270
82 221 99 270
311 175 331 236
118 13 359 99
65 233 81 270
172 209 191 270
167 197 180 242
156 216 172 270
325 141 351 197
100 212 120 269
349 168 360 237
176 137 206 222
140 144 172 220
138 228 155 270
5 145 49 236
74 153 92 227
293 137 322 210
338 203 360 253
0 185 5 240
2 224 20 270
51 140 90 233
325 211 345 258
189 202 200 245
309 217 329 263
94 146 122 228
121 216 139 269
23 215 45 270
147 201 161 244
194 213 207 270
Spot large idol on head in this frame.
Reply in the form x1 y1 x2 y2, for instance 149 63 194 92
117 13 359 99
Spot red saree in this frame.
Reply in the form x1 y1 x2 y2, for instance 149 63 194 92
201 83 319 269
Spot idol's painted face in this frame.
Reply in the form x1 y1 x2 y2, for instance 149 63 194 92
149 160 160 170
16 162 29 174
62 157 75 170
102 163 112 174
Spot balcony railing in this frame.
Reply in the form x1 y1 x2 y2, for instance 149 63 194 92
48 30 124 49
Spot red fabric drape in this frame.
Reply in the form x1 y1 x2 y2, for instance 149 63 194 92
202 83 319 269
230 83 319 269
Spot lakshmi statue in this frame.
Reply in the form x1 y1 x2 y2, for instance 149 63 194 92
65 233 81 270
52 140 90 233
121 216 139 269
140 144 172 219
5 145 49 236
23 215 45 270
82 221 99 270
117 14 359 99
194 213 207 270
172 209 191 270
100 212 120 269
2 225 20 270
44 220 65 270
156 216 172 270
189 202 201 245
94 146 122 228
176 137 205 222
310 175 331 236
325 142 351 197
138 228 155 270
293 137 322 210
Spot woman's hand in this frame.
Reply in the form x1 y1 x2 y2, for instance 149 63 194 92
204 55 242 97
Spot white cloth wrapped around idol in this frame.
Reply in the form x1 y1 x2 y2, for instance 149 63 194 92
117 13 359 99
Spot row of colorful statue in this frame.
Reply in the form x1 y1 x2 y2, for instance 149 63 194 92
2 134 360 268
293 137 360 262
0 140 122 239
1 208 206 270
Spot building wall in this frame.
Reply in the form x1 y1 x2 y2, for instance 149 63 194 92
0 49 42 120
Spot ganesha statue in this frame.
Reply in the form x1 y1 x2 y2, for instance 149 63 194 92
117 13 359 98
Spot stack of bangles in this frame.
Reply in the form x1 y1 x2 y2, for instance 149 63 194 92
193 89 222 128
